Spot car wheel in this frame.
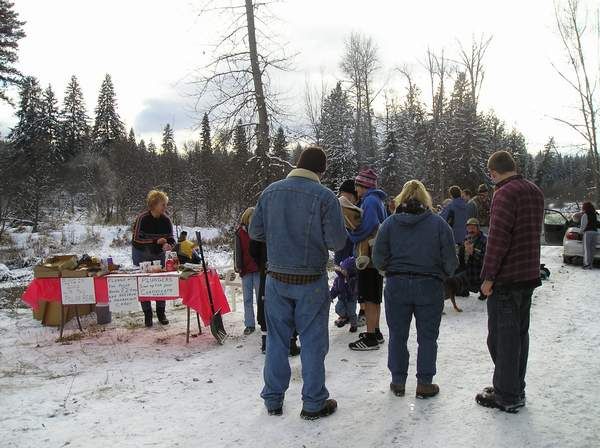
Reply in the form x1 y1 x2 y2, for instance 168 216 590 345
563 255 572 264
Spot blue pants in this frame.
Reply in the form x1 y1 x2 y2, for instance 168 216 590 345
384 276 444 385
241 272 260 327
334 297 357 326
261 275 330 413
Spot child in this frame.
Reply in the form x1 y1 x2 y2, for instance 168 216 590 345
330 256 359 332
339 191 377 270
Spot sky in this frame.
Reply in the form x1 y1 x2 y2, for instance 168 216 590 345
1 0 596 154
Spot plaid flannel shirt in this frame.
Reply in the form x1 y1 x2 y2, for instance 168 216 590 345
481 175 544 288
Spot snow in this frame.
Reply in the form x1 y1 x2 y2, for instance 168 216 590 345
0 246 599 447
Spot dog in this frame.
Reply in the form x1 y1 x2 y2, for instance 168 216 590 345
444 276 467 312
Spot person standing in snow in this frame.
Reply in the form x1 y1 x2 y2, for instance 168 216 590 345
347 168 387 351
249 146 347 420
580 201 598 269
440 185 469 246
476 151 544 413
131 190 175 327
234 207 260 335
334 179 359 266
372 180 458 399
469 184 491 234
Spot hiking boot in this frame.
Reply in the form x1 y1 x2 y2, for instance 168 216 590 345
359 331 384 344
268 407 283 416
243 326 255 335
300 399 337 420
144 311 153 327
289 337 301 357
416 383 440 399
261 335 266 354
334 317 349 328
477 387 526 412
357 313 366 327
156 312 169 325
349 325 358 333
349 333 380 351
390 383 405 397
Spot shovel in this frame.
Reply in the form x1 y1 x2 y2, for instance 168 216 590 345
196 230 227 344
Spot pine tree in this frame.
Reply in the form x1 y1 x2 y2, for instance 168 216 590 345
201 113 211 153
92 74 125 154
60 75 90 161
271 126 288 161
380 130 402 196
41 85 60 160
0 0 26 104
320 82 356 190
161 123 176 153
127 128 136 146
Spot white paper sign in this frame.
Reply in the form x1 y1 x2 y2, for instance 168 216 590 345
61 277 96 305
138 275 179 297
107 277 139 312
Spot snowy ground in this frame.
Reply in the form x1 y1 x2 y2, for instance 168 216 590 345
0 246 599 447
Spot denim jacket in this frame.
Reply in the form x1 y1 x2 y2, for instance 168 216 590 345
372 210 458 279
249 168 347 275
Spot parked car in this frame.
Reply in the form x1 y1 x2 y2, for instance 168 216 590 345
562 211 600 265
544 209 571 244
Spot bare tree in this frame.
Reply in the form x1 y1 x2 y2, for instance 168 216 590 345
457 34 493 111
553 0 600 201
303 72 328 144
191 0 292 156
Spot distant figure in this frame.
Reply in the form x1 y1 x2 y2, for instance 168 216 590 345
469 184 491 233
175 231 199 264
235 207 260 335
132 189 175 327
373 180 458 399
440 185 468 245
580 201 598 269
476 151 544 414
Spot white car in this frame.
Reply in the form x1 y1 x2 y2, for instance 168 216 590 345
559 211 600 264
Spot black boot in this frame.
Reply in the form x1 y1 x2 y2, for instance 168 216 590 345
156 311 169 325
289 336 301 357
144 310 153 327
261 334 267 354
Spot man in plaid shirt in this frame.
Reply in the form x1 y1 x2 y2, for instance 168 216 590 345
476 151 544 414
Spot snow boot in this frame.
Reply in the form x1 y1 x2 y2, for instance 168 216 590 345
416 383 440 399
268 407 283 416
244 326 255 335
144 310 153 327
390 383 405 397
334 317 349 328
156 311 169 325
300 399 337 420
476 387 525 413
289 337 301 357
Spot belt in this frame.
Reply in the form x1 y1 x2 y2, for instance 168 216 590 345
268 271 323 285
385 271 441 281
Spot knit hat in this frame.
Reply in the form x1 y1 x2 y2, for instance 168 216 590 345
339 179 356 196
297 146 327 173
478 184 489 193
466 218 480 227
355 168 378 189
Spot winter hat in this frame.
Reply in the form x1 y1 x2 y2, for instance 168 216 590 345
339 179 357 196
466 218 480 227
297 146 327 173
355 168 378 189
478 184 489 194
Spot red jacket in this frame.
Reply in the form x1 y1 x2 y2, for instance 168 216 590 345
481 175 544 288
236 226 259 276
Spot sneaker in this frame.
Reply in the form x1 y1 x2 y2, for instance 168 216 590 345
300 399 337 420
349 334 380 351
359 331 384 344
334 317 349 328
416 383 440 399
268 407 283 416
156 313 169 325
243 326 255 335
349 325 358 333
357 313 366 327
390 383 405 397
475 388 525 413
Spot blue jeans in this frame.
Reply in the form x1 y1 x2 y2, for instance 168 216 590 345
334 297 357 326
384 275 444 385
241 272 260 328
261 275 330 412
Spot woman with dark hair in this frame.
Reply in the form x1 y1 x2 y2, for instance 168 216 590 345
581 201 598 269
372 180 458 399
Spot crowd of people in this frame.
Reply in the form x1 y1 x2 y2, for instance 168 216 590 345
129 147 546 421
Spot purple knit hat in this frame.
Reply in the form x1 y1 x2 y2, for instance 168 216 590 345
355 168 378 189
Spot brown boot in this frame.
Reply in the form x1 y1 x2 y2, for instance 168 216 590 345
390 383 405 397
416 383 439 399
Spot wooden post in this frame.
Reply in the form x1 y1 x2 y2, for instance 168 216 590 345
196 313 202 335
59 304 65 339
186 306 191 344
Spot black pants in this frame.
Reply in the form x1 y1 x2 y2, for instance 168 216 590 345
141 300 166 315
487 287 533 404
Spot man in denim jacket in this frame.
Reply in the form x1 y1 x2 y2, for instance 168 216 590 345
249 146 347 420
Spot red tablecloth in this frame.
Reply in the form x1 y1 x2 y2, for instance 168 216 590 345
21 271 231 327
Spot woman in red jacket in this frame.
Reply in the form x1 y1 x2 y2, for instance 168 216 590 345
235 207 260 335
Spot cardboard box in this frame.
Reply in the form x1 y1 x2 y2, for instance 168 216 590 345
61 268 90 278
31 300 95 327
33 255 78 278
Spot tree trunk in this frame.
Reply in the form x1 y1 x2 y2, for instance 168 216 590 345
245 0 269 156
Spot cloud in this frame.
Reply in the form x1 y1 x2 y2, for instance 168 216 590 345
134 97 198 134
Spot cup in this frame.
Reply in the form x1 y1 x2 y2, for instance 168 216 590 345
140 261 151 272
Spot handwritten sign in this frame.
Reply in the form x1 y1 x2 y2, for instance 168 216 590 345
138 275 179 297
107 277 139 312
61 277 96 305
